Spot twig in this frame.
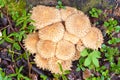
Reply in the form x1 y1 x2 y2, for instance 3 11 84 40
0 25 10 31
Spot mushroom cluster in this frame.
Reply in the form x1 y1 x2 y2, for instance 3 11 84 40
24 5 103 74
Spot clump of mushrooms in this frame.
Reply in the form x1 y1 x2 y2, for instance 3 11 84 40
24 5 103 74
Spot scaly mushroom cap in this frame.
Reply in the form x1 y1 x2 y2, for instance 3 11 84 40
34 54 49 70
81 27 103 49
76 40 85 52
60 6 78 21
23 32 39 54
56 40 75 60
48 57 72 74
37 40 56 58
31 5 61 29
65 13 91 38
63 32 79 44
38 22 65 42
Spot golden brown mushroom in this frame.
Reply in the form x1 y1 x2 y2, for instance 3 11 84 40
34 54 49 70
63 32 79 44
56 40 75 60
37 40 56 58
30 5 61 29
81 27 103 49
76 40 85 52
65 13 91 38
48 57 72 74
38 22 65 42
23 32 39 54
72 50 81 61
60 6 78 21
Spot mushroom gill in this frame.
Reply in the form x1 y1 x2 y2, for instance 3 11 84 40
56 40 76 60
81 27 103 49
34 54 49 70
37 40 56 58
23 32 39 54
65 13 91 38
63 31 79 44
30 5 61 29
38 22 65 42
48 57 72 74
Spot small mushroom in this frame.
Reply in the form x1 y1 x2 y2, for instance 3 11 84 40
60 6 78 21
34 54 49 70
23 32 39 54
30 5 61 29
63 31 79 44
65 13 91 38
72 50 81 61
76 40 85 52
56 40 75 60
81 27 103 49
37 40 56 58
38 22 65 42
48 57 72 74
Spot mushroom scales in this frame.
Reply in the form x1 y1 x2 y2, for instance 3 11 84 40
24 5 103 74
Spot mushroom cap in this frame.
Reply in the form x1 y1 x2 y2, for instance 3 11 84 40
63 31 79 44
37 40 56 58
34 54 49 70
30 5 61 29
56 40 76 60
60 6 78 21
81 27 103 49
65 13 91 38
72 50 81 61
76 40 85 52
38 22 65 42
23 32 39 54
48 57 72 74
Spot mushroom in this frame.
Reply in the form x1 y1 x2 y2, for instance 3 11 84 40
76 40 85 52
23 32 39 54
56 40 76 60
37 40 56 58
81 27 103 49
65 13 91 38
48 57 72 74
38 22 65 42
23 5 104 74
60 6 78 21
30 5 61 29
34 54 49 70
72 50 81 61
63 31 79 44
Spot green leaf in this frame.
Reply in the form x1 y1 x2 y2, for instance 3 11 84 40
5 37 14 43
84 56 91 66
13 42 21 50
58 62 63 72
81 49 88 57
40 74 47 80
91 50 101 58
104 22 109 27
2 29 7 37
64 70 70 75
92 57 99 67
0 39 4 44
115 26 120 32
